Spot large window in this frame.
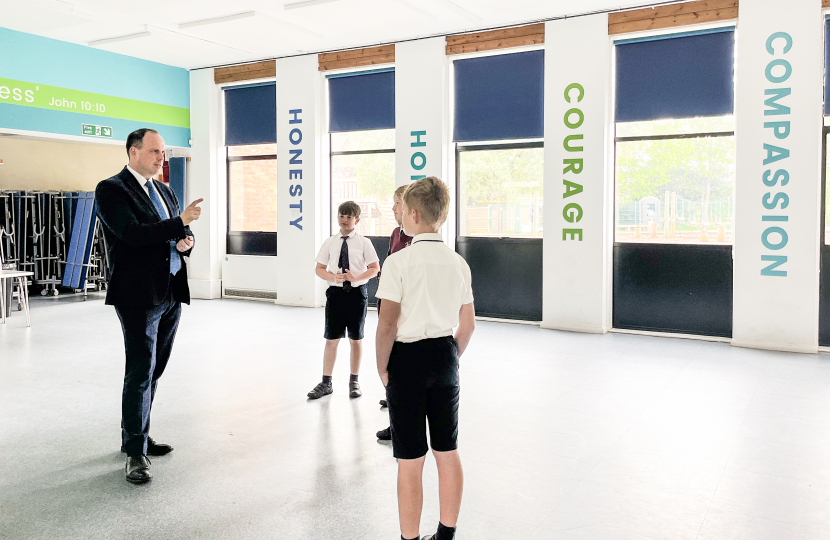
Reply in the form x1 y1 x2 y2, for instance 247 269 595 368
224 82 277 256
457 142 543 238
330 129 395 236
615 116 735 244
228 144 278 233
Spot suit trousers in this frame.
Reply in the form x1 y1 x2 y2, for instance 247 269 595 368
115 281 181 456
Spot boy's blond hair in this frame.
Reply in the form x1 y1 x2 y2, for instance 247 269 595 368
393 184 409 200
338 201 361 218
402 177 450 227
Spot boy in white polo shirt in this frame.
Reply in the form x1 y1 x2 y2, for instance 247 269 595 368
308 201 380 400
375 177 475 540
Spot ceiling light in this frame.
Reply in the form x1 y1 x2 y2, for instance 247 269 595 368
88 32 151 47
283 0 342 11
179 12 257 29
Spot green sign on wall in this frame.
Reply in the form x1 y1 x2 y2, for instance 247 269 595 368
82 124 112 138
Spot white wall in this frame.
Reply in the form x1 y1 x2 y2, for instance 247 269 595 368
188 68 223 300
276 55 325 307
732 0 824 353
542 14 611 334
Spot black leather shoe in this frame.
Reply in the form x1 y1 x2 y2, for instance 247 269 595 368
379 399 388 408
349 381 362 398
125 455 152 484
147 437 173 456
121 437 173 456
421 536 435 540
307 382 333 400
376 426 391 440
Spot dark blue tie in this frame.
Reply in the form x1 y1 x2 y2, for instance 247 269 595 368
339 236 350 290
146 181 182 276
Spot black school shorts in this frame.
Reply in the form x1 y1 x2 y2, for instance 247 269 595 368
385 336 460 460
324 284 368 340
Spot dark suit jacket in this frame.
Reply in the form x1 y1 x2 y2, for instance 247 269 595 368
96 166 194 307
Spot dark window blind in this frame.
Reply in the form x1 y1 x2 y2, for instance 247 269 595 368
224 83 276 146
453 50 544 142
328 69 395 132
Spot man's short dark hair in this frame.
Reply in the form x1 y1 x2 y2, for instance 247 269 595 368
126 128 159 156
338 201 361 218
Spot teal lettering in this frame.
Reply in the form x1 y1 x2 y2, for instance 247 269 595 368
762 192 789 210
761 226 788 250
761 255 787 277
766 59 792 84
762 169 789 187
763 144 789 165
766 32 793 55
411 131 426 147
764 88 791 116
764 121 790 139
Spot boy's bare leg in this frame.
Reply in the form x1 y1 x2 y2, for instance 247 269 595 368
323 339 339 376
349 338 362 375
398 456 427 539
433 450 464 527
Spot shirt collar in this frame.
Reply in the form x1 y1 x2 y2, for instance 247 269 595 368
126 165 151 188
340 229 357 239
412 233 443 243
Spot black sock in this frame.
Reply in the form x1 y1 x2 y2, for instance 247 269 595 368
435 522 456 540
350 374 359 383
322 375 332 385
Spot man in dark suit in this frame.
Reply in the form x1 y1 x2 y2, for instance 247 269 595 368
96 128 202 484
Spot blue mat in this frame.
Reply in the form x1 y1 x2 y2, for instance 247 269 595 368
61 192 96 289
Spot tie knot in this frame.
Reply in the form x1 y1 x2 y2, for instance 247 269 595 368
342 236 348 240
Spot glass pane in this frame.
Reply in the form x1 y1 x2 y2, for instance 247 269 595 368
228 143 277 157
826 132 830 244
616 115 734 138
458 147 544 238
229 158 278 232
331 152 396 236
615 135 735 244
331 129 395 152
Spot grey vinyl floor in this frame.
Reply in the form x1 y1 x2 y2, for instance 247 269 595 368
1 295 830 540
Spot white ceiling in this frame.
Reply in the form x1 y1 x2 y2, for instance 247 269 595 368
1 0 665 70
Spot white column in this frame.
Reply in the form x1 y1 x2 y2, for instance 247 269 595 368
541 14 611 334
732 0 823 353
394 38 450 238
276 55 325 307
187 68 223 299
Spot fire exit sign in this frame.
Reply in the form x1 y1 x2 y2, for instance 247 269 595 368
82 124 112 138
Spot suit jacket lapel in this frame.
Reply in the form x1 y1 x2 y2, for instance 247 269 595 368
118 167 162 221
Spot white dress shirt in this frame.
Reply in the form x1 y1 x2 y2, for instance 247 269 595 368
127 165 170 219
375 232 474 343
316 230 380 288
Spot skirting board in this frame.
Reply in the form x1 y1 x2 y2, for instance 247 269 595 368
610 328 731 344
274 299 321 308
541 322 607 334
188 279 222 300
730 339 818 355
475 316 540 326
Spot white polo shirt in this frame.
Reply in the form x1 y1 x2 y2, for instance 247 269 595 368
376 233 474 343
316 230 379 288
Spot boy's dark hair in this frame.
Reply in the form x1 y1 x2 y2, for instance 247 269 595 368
126 128 159 157
338 201 361 218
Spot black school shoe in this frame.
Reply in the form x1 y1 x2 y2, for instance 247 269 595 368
349 381 362 398
120 437 174 457
379 399 388 408
307 381 333 400
376 426 391 440
125 455 152 484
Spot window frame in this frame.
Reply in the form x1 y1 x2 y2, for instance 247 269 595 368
612 125 735 246
328 132 395 237
455 140 544 240
226 148 278 256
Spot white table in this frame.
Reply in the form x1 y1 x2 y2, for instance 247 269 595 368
0 270 33 327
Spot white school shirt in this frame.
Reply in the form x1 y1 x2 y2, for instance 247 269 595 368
127 165 170 219
375 232 474 343
316 230 380 288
